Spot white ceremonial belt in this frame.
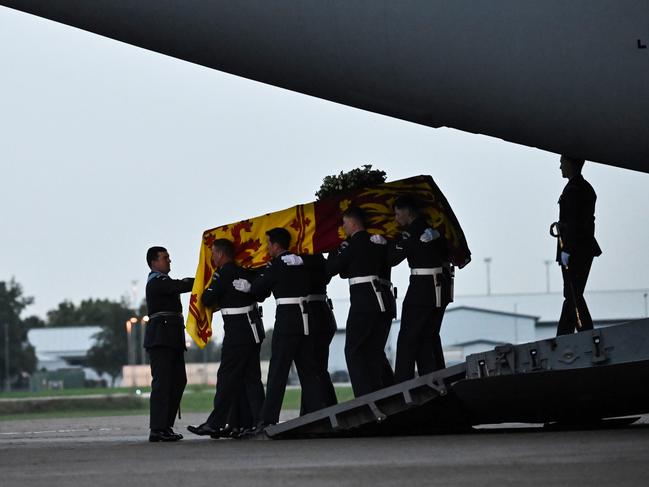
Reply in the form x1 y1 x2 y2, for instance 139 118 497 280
348 275 379 286
410 267 444 276
348 275 386 313
306 294 327 302
220 304 257 316
275 297 307 306
410 268 445 308
220 304 260 344
275 297 310 335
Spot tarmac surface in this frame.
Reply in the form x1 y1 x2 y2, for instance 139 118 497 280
1 412 648 487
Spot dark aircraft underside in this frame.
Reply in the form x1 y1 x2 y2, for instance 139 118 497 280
1 1 648 172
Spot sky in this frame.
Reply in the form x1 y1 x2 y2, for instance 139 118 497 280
1 7 649 322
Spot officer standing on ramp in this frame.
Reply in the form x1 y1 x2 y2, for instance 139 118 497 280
551 155 602 336
388 196 453 382
144 246 194 442
187 238 265 438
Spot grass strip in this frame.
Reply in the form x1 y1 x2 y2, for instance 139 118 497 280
0 387 354 421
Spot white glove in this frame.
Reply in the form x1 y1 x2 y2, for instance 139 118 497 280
561 251 570 267
420 228 440 243
232 278 252 293
281 254 304 266
370 234 387 245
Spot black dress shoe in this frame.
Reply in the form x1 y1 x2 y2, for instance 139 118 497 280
209 426 232 439
187 423 219 436
228 427 244 439
166 428 183 440
149 429 181 442
239 422 272 439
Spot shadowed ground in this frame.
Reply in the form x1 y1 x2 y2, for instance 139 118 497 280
1 413 648 486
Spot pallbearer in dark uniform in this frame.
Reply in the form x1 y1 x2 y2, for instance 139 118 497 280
379 245 398 387
552 155 602 336
235 227 326 429
369 234 397 387
388 196 453 383
187 239 265 438
301 253 338 410
327 207 392 397
144 246 194 442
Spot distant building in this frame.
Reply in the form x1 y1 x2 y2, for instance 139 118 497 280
27 326 110 384
451 288 648 324
441 306 538 347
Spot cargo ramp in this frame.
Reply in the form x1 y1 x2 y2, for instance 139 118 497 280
264 319 649 439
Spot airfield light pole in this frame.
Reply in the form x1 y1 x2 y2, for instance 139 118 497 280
128 317 137 366
125 319 131 366
3 321 10 392
125 318 138 387
484 257 492 296
544 260 552 293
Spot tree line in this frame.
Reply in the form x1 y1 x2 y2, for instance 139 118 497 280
0 278 272 388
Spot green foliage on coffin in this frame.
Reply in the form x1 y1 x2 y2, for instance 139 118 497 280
315 165 387 200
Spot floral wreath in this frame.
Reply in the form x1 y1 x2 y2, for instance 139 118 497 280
315 165 387 200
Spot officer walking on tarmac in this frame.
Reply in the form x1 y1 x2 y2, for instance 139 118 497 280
551 155 602 336
327 206 393 397
187 238 265 438
234 227 326 432
144 246 194 442
388 196 453 382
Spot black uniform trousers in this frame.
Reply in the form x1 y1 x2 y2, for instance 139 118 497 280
557 255 594 336
394 305 447 383
300 326 338 414
261 332 325 424
315 327 338 406
305 302 338 409
345 310 387 397
206 341 264 429
227 389 255 430
379 314 395 387
148 346 187 431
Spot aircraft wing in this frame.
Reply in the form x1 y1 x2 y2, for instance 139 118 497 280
2 0 648 172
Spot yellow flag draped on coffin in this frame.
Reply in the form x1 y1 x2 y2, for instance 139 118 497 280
186 175 470 348
186 204 317 348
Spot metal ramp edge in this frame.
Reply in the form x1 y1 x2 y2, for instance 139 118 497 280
264 319 649 439
265 364 466 439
